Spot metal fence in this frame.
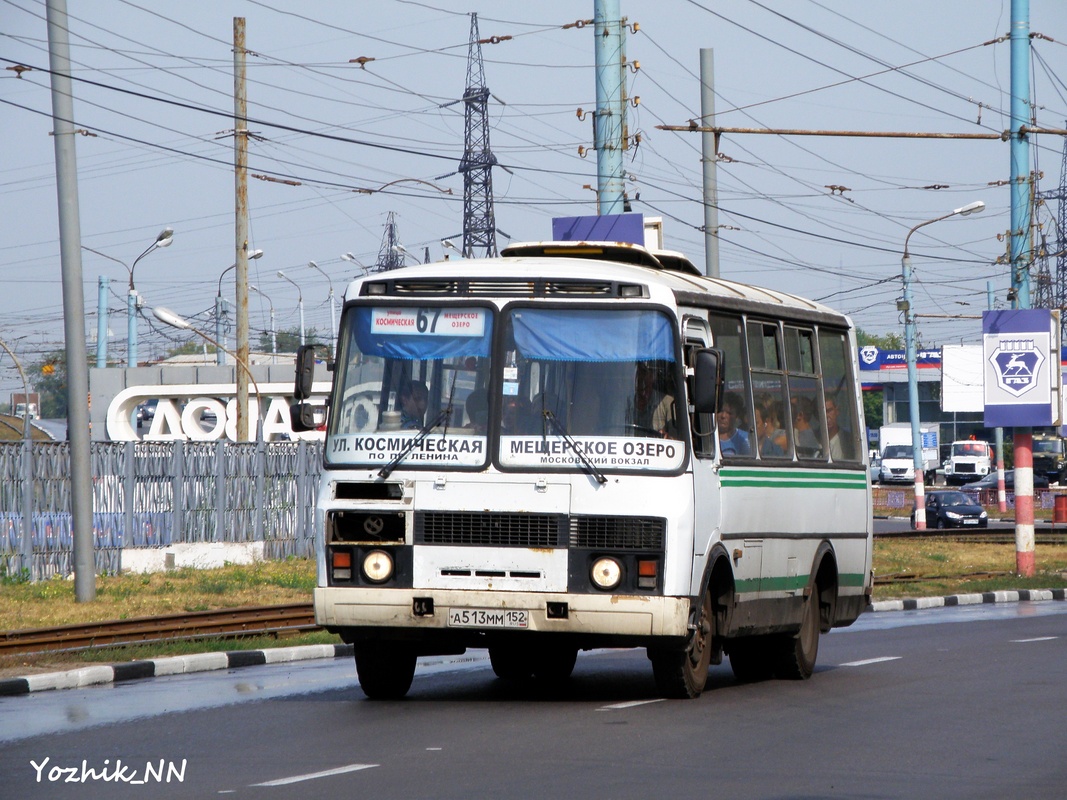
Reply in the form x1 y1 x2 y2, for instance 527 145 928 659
0 440 322 580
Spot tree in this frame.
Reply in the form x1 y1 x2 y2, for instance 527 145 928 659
856 328 903 350
30 349 74 419
257 326 323 354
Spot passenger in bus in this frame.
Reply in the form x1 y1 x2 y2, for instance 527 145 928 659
717 392 751 456
753 394 785 457
502 394 530 434
398 380 429 429
465 388 488 433
633 362 677 438
825 396 854 460
792 397 821 457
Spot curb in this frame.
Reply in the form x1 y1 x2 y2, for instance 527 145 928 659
0 642 354 698
4 589 1067 697
867 587 1067 613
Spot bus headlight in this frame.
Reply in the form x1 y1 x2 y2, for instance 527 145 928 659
362 550 394 583
590 557 622 590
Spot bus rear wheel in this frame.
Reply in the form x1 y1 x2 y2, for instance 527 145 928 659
489 645 533 680
354 645 417 700
532 646 578 683
728 637 774 683
770 589 820 680
649 590 712 699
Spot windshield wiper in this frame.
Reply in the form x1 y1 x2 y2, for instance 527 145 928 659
377 409 448 479
378 372 459 479
542 409 607 485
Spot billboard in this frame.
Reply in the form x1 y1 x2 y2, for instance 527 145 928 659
982 309 1061 427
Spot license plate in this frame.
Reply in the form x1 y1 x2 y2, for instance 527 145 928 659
962 519 979 525
447 608 529 629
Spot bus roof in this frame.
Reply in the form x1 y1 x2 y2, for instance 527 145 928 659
347 241 850 327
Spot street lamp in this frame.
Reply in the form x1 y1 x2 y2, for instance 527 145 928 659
277 270 305 347
216 248 263 365
307 260 336 357
441 239 461 259
152 306 263 440
128 226 173 367
82 226 173 368
249 284 276 356
902 200 985 530
392 244 419 264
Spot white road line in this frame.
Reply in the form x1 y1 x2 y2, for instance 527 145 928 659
839 656 902 667
1011 636 1058 643
597 699 667 711
252 764 379 787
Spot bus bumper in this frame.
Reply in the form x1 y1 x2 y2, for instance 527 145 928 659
315 587 692 640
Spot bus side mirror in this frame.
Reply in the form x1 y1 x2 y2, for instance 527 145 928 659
693 348 724 414
293 344 317 400
290 401 325 433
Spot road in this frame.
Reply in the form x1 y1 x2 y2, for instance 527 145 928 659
1 602 1065 799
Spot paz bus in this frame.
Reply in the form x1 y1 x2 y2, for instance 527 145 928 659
290 240 873 699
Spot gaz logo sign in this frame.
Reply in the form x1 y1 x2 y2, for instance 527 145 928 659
982 309 1060 428
988 339 1045 397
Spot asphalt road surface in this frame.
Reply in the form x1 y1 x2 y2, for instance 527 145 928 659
2 601 1065 799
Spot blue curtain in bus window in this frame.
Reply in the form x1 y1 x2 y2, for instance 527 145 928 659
354 307 493 359
511 309 674 362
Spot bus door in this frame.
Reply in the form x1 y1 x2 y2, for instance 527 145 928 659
707 313 763 601
684 316 728 591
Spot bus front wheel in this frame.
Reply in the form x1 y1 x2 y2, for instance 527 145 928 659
648 590 713 699
354 645 417 700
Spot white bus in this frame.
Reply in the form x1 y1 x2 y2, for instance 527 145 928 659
291 241 873 699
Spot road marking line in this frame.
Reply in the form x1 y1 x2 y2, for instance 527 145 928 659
597 699 667 711
1011 636 1057 643
252 764 379 786
840 656 902 667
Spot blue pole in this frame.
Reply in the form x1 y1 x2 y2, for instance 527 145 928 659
96 275 108 368
1010 0 1035 577
1010 0 1030 309
593 0 625 216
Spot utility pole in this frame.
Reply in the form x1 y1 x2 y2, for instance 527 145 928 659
234 17 251 442
593 0 626 215
989 281 1009 513
46 0 94 600
1009 0 1035 577
699 48 720 278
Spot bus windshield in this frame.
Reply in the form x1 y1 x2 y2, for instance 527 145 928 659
326 304 494 468
497 307 686 473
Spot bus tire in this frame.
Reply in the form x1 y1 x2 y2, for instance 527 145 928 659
771 588 820 680
489 645 532 680
648 589 713 699
728 637 774 683
532 645 578 683
354 645 416 699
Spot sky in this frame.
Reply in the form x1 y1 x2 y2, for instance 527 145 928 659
2 0 1067 402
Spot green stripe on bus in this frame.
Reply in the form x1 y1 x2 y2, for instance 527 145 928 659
721 479 865 489
735 573 867 593
720 467 868 490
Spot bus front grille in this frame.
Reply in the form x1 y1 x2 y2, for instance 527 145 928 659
572 516 666 550
415 511 563 547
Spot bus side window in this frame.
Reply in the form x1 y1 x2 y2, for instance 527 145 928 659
709 314 753 459
819 329 861 462
785 326 826 461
